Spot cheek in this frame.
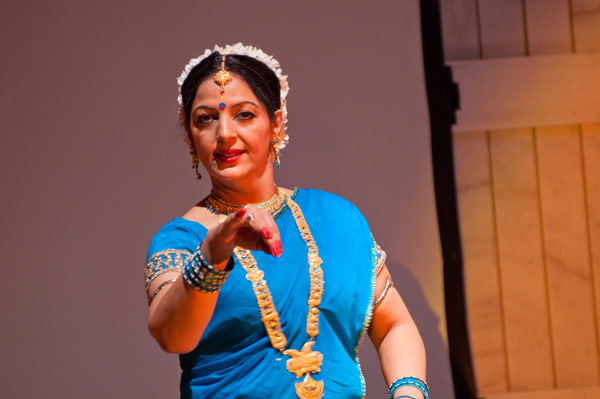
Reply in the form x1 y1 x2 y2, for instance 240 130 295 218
192 133 214 158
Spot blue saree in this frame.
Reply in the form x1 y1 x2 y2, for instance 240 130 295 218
146 189 380 398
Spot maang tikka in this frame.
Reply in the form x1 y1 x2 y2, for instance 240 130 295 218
214 55 232 110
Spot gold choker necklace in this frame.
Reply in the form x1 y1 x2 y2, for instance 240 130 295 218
204 186 288 217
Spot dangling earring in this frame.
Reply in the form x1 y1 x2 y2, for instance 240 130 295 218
271 135 281 167
190 150 202 179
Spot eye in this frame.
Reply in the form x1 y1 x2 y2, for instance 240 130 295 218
235 111 256 120
197 113 217 124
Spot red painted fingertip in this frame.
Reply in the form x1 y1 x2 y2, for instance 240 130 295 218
236 209 246 218
269 244 278 257
260 228 273 239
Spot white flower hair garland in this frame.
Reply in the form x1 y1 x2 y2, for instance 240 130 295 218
176 43 290 149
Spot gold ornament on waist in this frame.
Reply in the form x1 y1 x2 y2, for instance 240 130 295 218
230 196 325 399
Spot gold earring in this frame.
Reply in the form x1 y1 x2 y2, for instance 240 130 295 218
271 135 281 167
190 150 201 179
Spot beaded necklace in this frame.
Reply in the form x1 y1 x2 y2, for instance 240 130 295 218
215 191 325 399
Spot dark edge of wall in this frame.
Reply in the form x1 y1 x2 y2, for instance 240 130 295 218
419 0 478 398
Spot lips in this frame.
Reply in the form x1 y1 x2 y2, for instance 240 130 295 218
214 149 246 164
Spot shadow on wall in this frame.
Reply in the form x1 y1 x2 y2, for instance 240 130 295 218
360 261 450 398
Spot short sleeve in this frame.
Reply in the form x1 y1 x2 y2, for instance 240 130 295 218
372 237 386 275
144 218 206 295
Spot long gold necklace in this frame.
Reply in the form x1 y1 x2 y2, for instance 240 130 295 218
204 185 288 218
218 193 325 399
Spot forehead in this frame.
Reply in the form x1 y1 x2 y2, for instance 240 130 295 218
194 72 260 105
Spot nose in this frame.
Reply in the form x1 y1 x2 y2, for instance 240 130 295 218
216 115 235 143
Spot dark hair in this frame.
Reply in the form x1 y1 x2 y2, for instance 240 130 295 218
179 52 281 129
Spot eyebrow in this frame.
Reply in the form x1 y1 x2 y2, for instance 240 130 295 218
192 101 260 114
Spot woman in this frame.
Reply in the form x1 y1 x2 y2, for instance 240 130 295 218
145 43 427 399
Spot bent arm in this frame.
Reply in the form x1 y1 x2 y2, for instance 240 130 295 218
369 265 427 398
147 208 281 354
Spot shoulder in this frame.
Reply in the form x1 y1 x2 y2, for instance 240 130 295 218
146 218 206 262
295 188 369 228
296 188 360 212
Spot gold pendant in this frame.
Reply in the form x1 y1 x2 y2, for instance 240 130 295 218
284 341 324 399
295 373 324 399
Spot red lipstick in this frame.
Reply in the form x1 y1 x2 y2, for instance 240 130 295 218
214 149 245 163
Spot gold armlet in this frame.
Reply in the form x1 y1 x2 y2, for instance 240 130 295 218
147 278 178 304
373 277 394 308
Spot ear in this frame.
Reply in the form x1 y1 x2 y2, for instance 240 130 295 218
179 111 195 150
183 129 197 154
271 109 284 140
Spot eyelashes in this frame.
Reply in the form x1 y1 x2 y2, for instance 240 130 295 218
236 111 256 120
196 110 256 124
197 114 216 123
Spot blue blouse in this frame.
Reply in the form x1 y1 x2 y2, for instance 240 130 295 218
146 189 380 398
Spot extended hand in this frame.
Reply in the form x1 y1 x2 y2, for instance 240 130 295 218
202 207 282 268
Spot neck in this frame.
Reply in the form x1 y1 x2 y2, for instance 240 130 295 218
209 177 277 205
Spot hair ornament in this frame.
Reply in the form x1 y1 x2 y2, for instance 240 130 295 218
177 43 290 149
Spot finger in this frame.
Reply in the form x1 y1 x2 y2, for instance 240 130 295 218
211 208 250 247
244 207 282 257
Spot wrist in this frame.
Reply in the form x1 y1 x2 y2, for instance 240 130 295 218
388 376 428 399
202 232 235 267
183 240 234 293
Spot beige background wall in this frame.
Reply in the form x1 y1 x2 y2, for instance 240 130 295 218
0 1 453 398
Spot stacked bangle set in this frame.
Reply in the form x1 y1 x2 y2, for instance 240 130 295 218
389 376 429 399
183 241 234 292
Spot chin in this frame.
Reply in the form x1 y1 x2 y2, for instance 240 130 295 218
209 165 251 181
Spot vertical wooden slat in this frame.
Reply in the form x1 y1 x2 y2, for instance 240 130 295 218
453 131 508 393
524 0 572 54
535 125 600 387
489 129 554 391
477 0 526 58
571 0 600 52
581 123 600 371
439 0 480 60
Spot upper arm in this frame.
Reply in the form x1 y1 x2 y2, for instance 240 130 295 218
368 264 415 350
145 249 191 306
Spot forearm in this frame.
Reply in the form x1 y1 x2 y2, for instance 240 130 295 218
377 320 426 388
148 275 220 353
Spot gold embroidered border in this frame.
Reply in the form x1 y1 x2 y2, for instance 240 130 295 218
144 249 192 293
354 235 381 398
373 241 387 276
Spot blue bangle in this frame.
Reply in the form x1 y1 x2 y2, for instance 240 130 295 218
183 241 234 292
389 376 428 399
